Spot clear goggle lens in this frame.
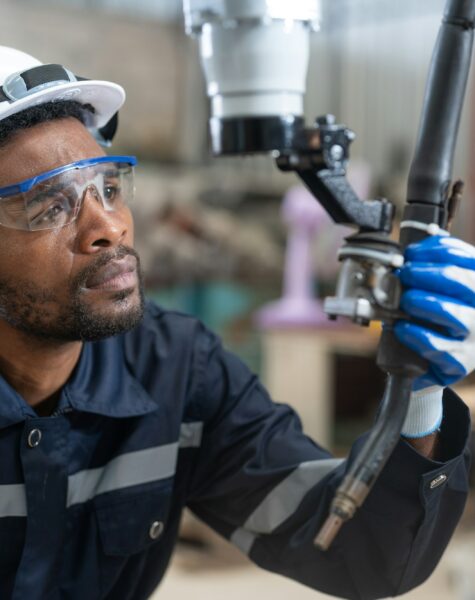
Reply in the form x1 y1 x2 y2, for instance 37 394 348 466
0 157 136 231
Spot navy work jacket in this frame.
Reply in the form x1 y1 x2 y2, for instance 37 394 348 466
0 302 471 600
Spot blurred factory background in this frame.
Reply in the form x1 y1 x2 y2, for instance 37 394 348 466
2 0 475 598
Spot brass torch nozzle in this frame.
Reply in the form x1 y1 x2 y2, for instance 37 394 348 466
314 476 370 551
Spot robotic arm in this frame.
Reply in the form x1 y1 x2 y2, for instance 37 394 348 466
184 0 475 550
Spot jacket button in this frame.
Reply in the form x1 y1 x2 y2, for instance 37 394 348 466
429 474 447 489
149 521 164 540
27 429 42 448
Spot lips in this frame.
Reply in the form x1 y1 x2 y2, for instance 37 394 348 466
85 255 137 289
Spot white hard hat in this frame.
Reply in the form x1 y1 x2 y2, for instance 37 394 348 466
0 46 125 141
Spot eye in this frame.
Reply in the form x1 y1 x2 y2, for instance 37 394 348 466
30 203 67 227
103 180 121 203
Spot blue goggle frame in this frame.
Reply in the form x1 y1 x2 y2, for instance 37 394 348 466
0 155 137 198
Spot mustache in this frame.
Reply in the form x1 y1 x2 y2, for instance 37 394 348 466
71 245 142 291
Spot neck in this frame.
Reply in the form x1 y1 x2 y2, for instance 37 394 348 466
0 320 82 415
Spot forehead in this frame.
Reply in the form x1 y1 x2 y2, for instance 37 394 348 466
0 117 106 187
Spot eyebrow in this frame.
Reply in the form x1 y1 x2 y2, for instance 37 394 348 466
99 167 121 178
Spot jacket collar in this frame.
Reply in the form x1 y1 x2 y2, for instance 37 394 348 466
0 334 157 427
62 336 158 418
0 378 36 428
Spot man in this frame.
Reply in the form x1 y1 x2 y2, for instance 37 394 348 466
0 46 471 600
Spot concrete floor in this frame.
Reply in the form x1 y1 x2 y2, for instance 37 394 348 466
152 513 475 600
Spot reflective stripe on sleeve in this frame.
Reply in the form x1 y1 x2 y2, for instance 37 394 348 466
230 527 257 555
230 457 344 554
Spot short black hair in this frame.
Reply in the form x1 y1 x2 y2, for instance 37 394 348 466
0 100 94 147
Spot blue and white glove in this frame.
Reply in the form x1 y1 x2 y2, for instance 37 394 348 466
393 235 475 438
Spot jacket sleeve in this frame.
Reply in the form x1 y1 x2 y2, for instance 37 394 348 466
185 327 472 600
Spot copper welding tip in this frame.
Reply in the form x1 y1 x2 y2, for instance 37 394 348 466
314 513 345 551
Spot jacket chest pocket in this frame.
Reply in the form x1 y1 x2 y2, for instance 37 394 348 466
94 482 172 556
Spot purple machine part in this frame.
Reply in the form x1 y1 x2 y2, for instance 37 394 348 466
256 185 337 329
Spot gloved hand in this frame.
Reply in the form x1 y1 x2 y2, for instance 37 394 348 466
393 234 475 438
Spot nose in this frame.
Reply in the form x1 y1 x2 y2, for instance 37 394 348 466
73 187 132 253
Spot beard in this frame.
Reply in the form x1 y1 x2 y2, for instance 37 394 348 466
0 245 145 343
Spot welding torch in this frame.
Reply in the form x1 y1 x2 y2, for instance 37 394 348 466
183 0 475 550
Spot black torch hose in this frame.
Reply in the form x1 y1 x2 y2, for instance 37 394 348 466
315 374 413 550
315 0 475 551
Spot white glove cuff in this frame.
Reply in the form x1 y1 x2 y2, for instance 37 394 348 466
401 386 444 439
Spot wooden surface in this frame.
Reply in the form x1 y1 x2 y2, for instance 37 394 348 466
453 384 475 417
260 326 379 449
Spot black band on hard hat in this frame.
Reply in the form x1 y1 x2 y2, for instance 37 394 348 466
0 63 76 103
21 64 72 90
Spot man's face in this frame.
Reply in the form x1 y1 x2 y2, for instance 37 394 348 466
0 117 144 342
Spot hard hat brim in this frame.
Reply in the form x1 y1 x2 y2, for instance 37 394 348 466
0 79 125 129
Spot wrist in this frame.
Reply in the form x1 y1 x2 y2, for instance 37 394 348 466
405 430 441 460
401 385 444 439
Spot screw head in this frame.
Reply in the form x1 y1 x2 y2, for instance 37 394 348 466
330 145 344 161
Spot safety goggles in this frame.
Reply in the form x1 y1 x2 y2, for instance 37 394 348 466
0 155 137 231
